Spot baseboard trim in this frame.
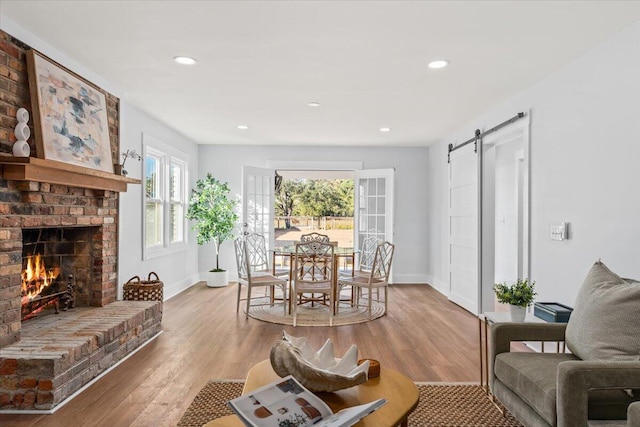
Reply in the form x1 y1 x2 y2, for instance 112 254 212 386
391 273 429 283
164 273 202 300
426 275 449 296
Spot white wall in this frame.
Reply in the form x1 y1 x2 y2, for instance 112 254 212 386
427 21 640 307
119 102 200 300
425 140 449 292
196 145 430 283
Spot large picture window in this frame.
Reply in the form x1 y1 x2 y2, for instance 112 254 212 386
143 134 188 259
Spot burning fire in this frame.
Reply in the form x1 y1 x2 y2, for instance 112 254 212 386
21 254 60 304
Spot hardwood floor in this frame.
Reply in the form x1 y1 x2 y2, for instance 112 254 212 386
0 283 481 427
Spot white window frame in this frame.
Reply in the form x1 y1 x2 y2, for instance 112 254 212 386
169 157 188 245
142 133 189 260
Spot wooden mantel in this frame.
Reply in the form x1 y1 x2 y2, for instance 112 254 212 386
0 156 141 192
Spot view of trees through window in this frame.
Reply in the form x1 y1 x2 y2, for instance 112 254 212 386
275 178 354 223
274 177 355 247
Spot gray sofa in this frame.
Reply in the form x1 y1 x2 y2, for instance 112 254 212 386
490 261 640 427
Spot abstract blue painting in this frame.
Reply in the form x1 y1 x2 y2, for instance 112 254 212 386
26 50 113 173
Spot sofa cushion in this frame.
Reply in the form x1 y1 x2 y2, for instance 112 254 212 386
565 261 640 361
494 352 577 425
495 352 639 425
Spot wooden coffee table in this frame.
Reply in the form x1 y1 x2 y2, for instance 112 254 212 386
205 359 419 427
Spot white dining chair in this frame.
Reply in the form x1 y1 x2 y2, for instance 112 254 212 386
337 241 394 319
291 240 335 327
234 236 288 318
244 232 289 278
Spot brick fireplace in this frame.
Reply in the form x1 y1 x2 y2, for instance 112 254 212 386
0 184 162 411
0 30 162 411
0 182 119 348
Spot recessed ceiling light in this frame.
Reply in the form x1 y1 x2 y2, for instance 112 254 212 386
173 56 197 65
428 60 449 69
237 125 249 130
307 102 320 107
379 127 391 133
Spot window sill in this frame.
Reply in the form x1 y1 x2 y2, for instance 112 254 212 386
143 242 188 261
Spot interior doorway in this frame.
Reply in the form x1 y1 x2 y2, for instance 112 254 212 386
242 162 395 280
480 119 530 313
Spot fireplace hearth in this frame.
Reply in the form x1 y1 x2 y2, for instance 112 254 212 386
0 301 162 411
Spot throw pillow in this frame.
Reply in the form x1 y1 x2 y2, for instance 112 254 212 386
565 260 640 361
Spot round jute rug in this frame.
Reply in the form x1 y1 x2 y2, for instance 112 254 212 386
246 299 385 326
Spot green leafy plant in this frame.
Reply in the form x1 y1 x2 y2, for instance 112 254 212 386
493 278 537 307
186 174 239 272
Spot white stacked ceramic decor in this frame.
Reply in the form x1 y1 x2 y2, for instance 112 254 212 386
12 107 31 157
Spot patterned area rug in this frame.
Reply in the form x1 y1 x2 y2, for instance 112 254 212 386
246 299 385 326
178 381 523 427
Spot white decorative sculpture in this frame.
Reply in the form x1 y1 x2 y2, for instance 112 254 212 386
12 107 30 157
269 332 370 392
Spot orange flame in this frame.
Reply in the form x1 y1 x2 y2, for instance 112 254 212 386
21 254 60 304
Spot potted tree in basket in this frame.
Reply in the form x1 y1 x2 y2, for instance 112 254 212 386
493 278 537 322
186 174 239 287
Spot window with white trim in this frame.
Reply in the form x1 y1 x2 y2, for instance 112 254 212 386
169 159 187 244
143 134 189 259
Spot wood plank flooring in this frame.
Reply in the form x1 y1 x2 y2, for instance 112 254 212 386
0 283 482 427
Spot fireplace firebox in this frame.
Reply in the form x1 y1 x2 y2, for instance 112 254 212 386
21 227 97 319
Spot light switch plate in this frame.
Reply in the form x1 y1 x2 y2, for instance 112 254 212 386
550 222 568 241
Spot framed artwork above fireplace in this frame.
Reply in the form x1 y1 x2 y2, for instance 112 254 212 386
25 49 114 173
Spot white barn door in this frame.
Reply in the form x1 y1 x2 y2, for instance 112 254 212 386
448 144 480 314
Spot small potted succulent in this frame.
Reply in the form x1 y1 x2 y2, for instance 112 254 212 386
186 174 239 287
493 278 537 322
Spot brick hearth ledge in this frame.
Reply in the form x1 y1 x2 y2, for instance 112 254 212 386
0 301 162 411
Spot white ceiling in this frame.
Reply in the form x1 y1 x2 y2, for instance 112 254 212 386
2 1 640 147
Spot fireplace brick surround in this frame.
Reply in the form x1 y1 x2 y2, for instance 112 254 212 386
0 30 163 410
0 182 119 345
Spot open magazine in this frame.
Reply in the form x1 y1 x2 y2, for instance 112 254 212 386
228 375 386 427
